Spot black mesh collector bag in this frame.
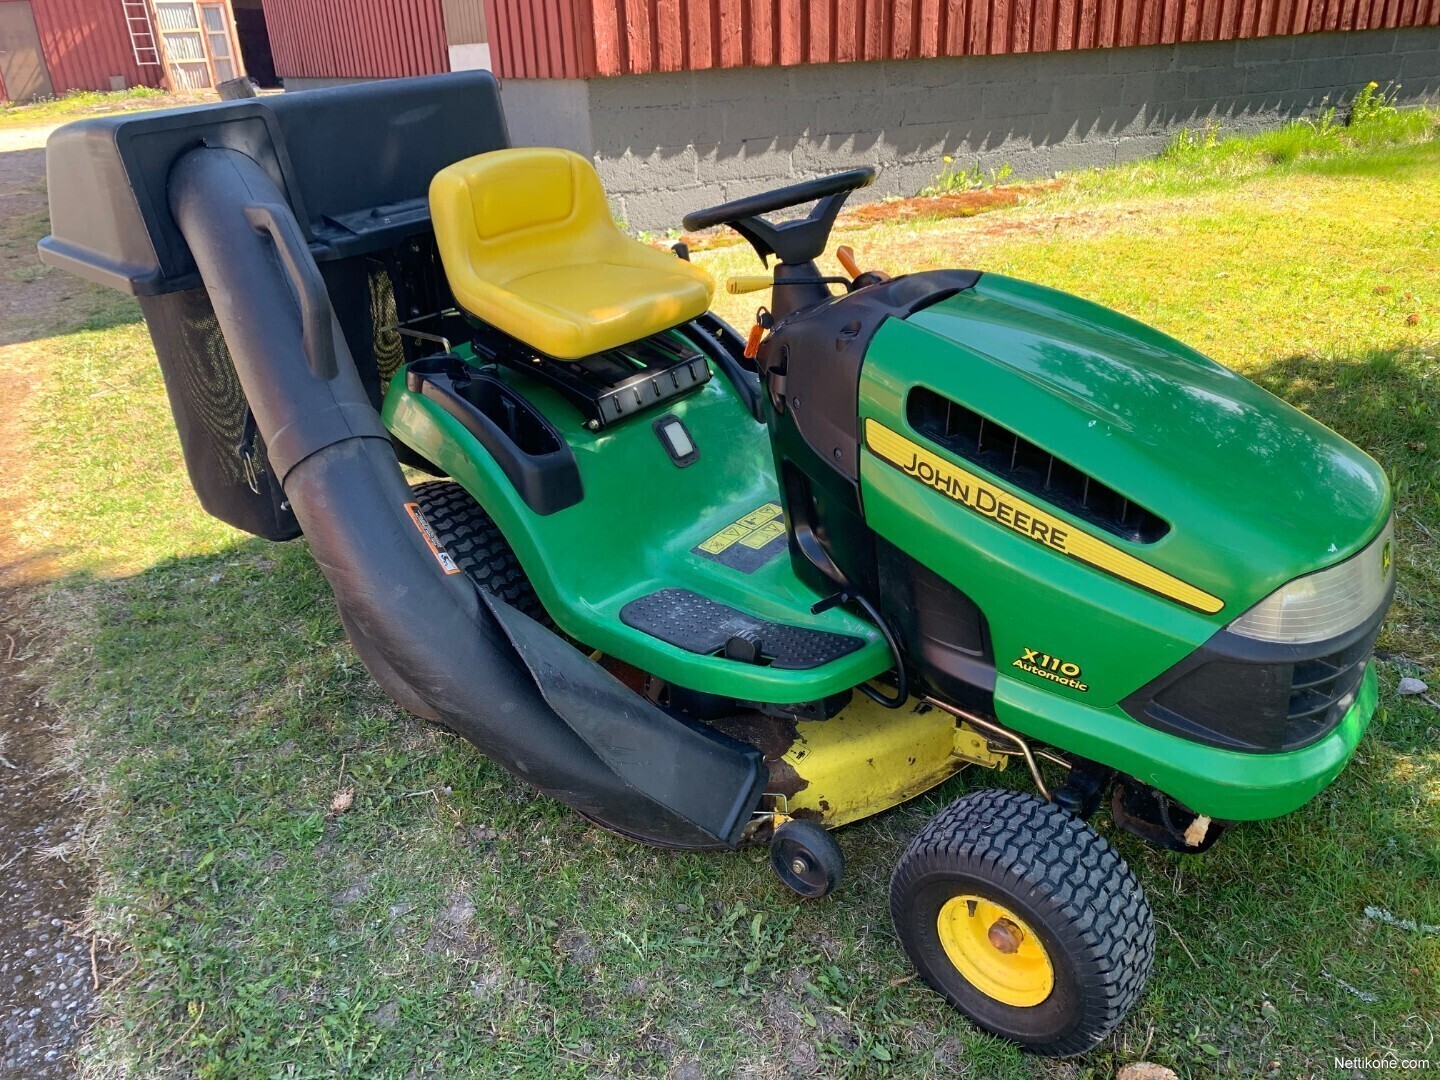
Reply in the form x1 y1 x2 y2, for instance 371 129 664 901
39 71 511 540
139 289 299 541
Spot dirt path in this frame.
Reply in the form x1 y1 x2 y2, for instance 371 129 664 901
0 122 100 1080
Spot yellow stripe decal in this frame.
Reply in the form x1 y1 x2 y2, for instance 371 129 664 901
864 420 1224 614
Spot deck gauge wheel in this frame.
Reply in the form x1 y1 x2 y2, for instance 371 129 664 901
770 819 844 898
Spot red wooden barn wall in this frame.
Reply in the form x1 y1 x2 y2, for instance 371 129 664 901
481 0 592 76
17 0 164 93
263 0 448 79
486 0 1440 78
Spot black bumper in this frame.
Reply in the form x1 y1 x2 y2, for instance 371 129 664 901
1121 580 1394 754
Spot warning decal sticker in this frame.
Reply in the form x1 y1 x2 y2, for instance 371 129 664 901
692 501 788 573
404 502 462 575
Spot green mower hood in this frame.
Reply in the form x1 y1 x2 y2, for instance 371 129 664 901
862 274 1391 618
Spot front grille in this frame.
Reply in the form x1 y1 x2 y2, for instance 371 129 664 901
907 387 1169 544
1286 635 1373 748
1131 619 1382 753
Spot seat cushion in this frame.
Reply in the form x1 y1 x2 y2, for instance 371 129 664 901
499 262 714 361
430 148 714 359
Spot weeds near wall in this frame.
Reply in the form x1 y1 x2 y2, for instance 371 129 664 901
1163 118 1224 159
919 80 1436 204
1349 80 1400 126
0 86 176 130
1068 83 1439 197
922 156 1014 196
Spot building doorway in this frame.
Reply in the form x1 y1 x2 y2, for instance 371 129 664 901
229 0 275 87
0 1 53 103
442 0 491 71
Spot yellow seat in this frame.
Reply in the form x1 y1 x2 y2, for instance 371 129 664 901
429 148 715 360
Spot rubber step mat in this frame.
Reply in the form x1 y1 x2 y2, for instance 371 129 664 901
620 588 864 670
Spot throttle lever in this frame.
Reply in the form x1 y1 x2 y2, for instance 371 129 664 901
835 244 892 288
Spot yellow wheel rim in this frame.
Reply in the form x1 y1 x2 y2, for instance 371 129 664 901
936 894 1054 1007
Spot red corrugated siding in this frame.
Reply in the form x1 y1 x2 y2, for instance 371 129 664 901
476 0 591 76
22 0 164 93
489 0 1438 76
262 0 448 79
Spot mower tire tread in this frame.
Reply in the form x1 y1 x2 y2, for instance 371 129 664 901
411 481 548 624
890 788 1153 1056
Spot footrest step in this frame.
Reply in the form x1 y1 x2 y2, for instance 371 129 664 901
619 588 864 670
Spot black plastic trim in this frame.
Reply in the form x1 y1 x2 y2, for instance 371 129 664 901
876 537 996 714
906 387 1170 545
38 71 509 296
685 315 763 422
760 270 983 485
243 203 336 379
405 355 583 516
466 321 711 431
620 588 865 670
1119 578 1394 753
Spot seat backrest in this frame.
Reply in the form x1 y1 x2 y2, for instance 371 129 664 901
430 147 620 287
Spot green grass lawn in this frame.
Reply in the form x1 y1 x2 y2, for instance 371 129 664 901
0 87 205 131
6 107 1439 1079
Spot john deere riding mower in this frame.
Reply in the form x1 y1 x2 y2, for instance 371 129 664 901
40 72 1394 1055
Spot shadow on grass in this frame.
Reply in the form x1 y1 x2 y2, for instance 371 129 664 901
1250 342 1439 509
45 346 1440 1077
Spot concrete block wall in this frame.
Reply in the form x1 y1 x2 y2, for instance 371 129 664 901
500 26 1440 232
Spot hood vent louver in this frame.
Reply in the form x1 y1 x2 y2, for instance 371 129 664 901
906 388 1170 545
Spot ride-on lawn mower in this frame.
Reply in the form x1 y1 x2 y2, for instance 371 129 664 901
40 72 1395 1056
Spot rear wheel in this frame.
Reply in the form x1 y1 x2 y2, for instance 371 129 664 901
411 481 547 623
889 789 1153 1057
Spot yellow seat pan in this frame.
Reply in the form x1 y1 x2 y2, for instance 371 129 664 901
430 147 714 360
491 262 712 361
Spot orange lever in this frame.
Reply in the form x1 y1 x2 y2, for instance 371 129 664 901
836 245 862 280
744 321 765 360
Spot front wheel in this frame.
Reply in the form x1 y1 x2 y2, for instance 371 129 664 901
889 789 1153 1057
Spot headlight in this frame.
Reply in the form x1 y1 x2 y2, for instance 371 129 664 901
1228 517 1394 644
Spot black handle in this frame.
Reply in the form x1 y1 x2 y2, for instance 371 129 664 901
243 203 337 380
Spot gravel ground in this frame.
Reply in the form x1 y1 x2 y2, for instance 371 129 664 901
0 121 99 1079
0 597 96 1079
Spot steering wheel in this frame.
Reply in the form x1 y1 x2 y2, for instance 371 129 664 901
682 168 876 266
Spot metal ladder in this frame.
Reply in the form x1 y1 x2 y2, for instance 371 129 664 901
122 0 162 67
